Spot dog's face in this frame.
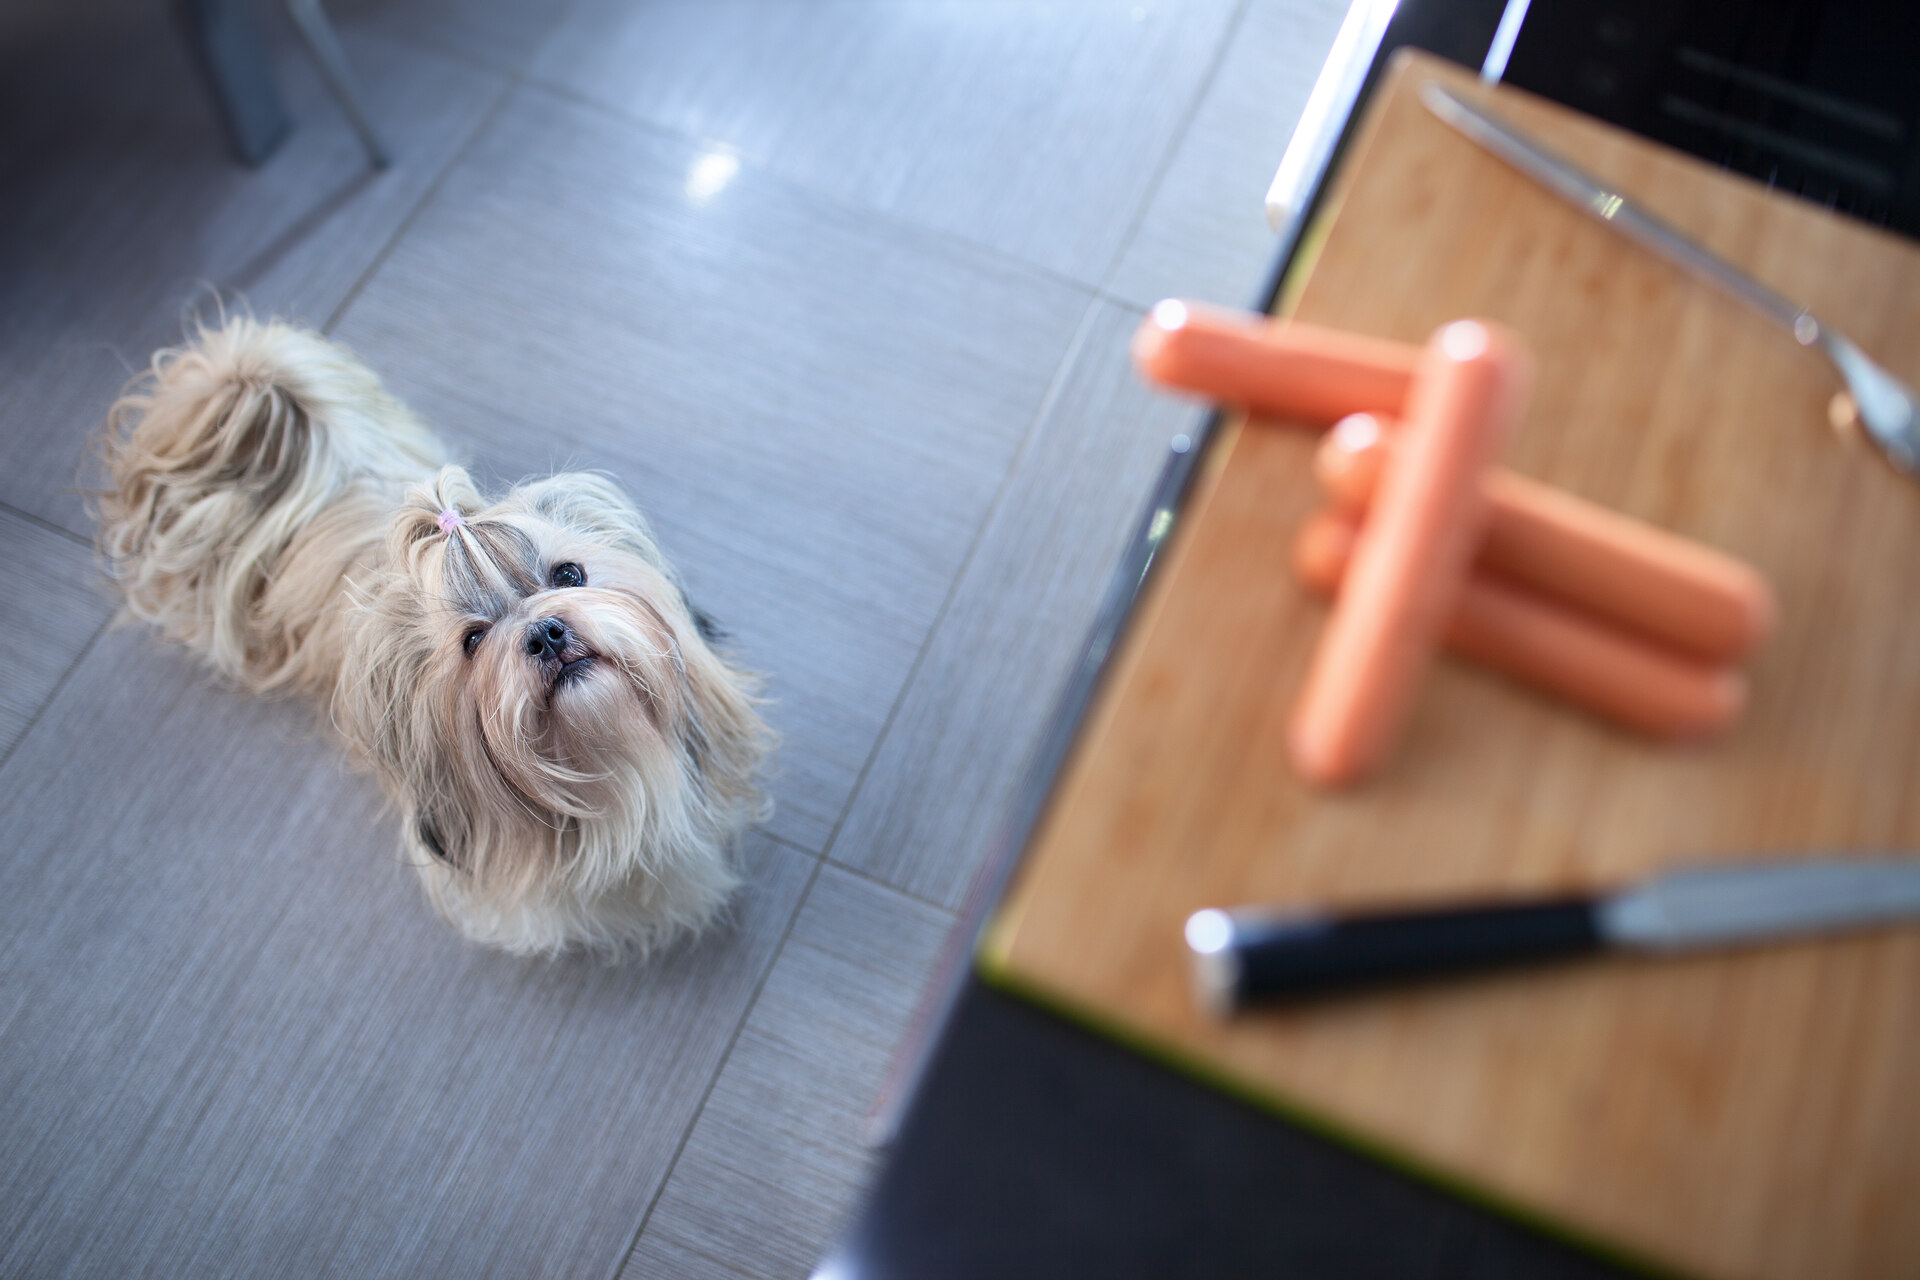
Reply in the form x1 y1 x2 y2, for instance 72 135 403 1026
336 467 768 954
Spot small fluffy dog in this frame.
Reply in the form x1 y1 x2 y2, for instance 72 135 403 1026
93 318 771 956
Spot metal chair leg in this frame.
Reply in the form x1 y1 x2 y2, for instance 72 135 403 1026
176 0 293 166
284 0 391 168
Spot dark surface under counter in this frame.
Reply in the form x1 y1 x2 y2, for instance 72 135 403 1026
1504 0 1920 239
821 982 1633 1280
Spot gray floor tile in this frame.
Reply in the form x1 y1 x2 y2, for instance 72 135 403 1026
0 8 505 535
622 867 953 1280
829 300 1202 908
0 510 110 761
530 0 1242 286
0 624 814 1279
1105 0 1351 310
329 85 1092 853
330 0 574 76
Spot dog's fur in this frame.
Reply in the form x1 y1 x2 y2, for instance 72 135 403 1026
93 318 771 956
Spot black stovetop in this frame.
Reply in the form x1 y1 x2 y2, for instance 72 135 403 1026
1502 0 1920 237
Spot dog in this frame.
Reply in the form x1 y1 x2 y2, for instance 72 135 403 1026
92 317 771 956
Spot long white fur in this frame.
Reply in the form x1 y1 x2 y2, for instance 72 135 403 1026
94 318 771 957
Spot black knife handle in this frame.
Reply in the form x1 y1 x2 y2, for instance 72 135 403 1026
1189 899 1603 1010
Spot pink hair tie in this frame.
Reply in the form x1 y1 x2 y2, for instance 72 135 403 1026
436 509 465 533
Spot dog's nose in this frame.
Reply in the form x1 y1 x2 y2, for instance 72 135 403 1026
526 617 572 661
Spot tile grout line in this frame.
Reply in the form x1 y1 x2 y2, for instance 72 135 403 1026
0 499 92 549
813 289 1175 907
608 847 830 1280
329 16 539 84
247 13 1109 311
609 842 954 1279
762 830 953 919
318 8 1108 341
318 72 519 337
758 829 824 861
812 295 1105 871
825 857 959 920
271 0 596 334
768 818 960 919
1097 0 1256 294
611 793 954 1275
0 617 108 779
607 292 1101 1272
510 73 1104 301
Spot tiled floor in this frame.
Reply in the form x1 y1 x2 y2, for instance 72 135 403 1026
0 0 1345 1275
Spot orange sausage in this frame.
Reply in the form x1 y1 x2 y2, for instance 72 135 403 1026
1314 411 1390 502
1295 510 1747 740
1287 321 1532 786
1314 417 1777 662
1130 300 1419 427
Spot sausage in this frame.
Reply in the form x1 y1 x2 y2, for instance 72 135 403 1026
1131 300 1419 427
1287 321 1531 785
1294 509 1747 740
1314 416 1776 662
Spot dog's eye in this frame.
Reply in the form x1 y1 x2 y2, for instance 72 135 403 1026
462 625 488 658
549 562 586 589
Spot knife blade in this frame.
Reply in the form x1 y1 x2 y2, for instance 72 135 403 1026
1186 858 1920 1013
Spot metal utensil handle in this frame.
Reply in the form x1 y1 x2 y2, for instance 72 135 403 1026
1419 83 1813 340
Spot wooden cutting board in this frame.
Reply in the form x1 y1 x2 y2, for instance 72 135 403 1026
982 51 1920 1280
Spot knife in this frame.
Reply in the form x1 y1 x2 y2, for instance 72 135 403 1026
1418 80 1920 481
1185 859 1920 1013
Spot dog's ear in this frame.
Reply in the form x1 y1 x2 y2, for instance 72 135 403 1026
689 604 726 645
413 810 461 869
